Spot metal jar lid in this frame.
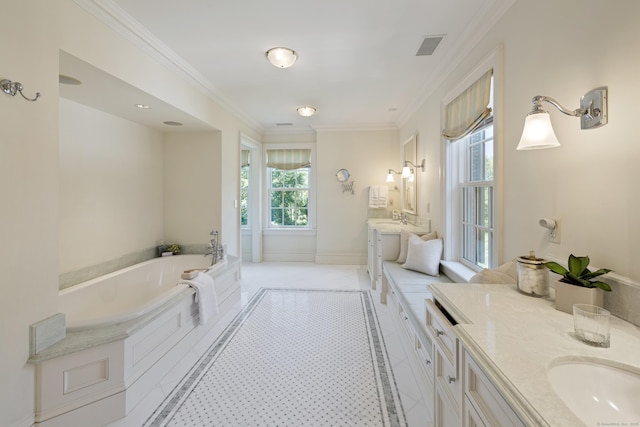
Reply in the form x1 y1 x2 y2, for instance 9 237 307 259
517 250 545 266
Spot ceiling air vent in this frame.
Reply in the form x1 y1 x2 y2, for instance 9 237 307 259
276 123 294 126
416 36 444 56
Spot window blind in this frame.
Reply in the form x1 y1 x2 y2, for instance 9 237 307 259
241 149 250 167
266 148 311 170
442 69 493 141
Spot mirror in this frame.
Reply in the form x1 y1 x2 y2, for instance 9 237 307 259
402 135 417 214
336 168 350 182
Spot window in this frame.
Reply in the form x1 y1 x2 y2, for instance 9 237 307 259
240 163 249 227
265 146 314 229
268 167 309 227
461 122 494 268
442 52 499 274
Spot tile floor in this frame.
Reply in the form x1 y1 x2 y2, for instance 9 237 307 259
108 262 432 427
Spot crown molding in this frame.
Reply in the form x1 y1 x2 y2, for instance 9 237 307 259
73 0 264 134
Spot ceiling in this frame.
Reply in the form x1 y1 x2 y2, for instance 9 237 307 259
66 0 513 134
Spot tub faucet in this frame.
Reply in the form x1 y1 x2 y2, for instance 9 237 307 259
205 230 224 266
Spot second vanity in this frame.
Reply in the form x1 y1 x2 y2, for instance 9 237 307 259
428 282 640 426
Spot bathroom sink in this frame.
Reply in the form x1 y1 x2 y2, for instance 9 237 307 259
547 358 640 425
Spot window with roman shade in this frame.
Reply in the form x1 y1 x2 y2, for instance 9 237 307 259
265 147 313 228
442 62 498 273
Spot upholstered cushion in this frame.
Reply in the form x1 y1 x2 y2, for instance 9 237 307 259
401 234 443 276
396 230 438 264
469 260 517 284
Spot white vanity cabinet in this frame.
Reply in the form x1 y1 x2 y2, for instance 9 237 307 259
426 296 526 427
366 222 401 290
462 347 525 427
425 299 462 426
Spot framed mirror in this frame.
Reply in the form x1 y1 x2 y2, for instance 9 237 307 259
402 135 417 214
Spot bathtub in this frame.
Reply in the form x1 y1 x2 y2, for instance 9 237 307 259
34 254 240 426
60 254 224 330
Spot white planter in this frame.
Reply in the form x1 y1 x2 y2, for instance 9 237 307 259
554 280 604 314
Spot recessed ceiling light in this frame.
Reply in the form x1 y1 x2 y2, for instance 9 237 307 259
297 106 316 117
135 104 151 109
266 47 297 68
59 74 82 85
163 121 183 126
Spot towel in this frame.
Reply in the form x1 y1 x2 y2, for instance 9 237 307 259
179 272 218 325
378 185 388 208
369 185 379 208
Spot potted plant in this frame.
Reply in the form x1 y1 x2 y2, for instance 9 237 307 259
545 254 612 313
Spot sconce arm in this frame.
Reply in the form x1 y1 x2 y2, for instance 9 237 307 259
532 95 584 117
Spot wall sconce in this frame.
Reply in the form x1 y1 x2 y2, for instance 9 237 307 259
517 87 608 150
386 169 402 182
401 159 425 178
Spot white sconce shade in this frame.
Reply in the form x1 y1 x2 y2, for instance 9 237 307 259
386 172 395 183
401 166 411 178
516 111 561 150
266 47 297 68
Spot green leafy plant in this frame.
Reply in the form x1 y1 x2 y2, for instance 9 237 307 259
166 244 181 254
545 254 612 291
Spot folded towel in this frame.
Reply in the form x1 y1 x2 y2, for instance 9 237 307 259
179 272 218 325
378 185 388 208
369 186 379 208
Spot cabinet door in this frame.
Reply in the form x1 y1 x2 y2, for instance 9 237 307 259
464 396 486 427
435 382 461 427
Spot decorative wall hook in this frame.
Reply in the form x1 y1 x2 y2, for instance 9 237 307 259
1 79 41 102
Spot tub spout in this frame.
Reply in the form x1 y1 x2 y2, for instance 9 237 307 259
205 230 224 266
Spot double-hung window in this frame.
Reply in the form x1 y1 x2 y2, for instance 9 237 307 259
443 60 499 273
265 147 314 229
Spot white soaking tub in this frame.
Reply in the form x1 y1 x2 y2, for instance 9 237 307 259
60 254 224 330
32 254 240 427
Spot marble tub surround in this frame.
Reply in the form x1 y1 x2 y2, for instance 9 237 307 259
431 282 640 426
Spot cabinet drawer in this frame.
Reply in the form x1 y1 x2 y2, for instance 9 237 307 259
435 344 461 412
464 350 525 427
425 299 457 364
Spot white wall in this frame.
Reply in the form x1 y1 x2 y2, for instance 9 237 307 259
0 2 60 425
401 0 640 281
59 98 164 273
316 129 400 264
164 131 222 246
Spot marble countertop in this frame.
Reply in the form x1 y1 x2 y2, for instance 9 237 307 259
366 218 429 233
430 283 640 426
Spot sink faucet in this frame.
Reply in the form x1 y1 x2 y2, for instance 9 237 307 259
400 213 408 225
204 230 224 266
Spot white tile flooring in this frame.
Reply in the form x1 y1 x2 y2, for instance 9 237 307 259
108 262 431 427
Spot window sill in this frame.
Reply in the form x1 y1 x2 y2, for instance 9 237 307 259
441 261 477 283
262 228 316 237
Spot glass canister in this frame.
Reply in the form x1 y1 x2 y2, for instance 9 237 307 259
516 250 549 297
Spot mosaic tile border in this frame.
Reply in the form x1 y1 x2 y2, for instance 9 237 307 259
144 288 407 427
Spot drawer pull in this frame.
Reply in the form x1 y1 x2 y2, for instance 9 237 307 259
404 316 409 320
425 359 431 365
447 375 456 384
435 329 445 337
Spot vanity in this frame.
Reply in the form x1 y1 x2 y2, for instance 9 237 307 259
428 282 640 426
366 218 429 291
